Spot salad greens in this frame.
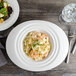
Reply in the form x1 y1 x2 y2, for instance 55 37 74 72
0 0 13 23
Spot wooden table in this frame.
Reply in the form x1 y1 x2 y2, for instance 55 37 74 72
0 0 76 76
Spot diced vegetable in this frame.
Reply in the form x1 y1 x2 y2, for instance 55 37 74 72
4 2 8 8
0 18 4 23
0 0 2 3
0 13 4 17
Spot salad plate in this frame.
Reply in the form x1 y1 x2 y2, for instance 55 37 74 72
6 20 69 72
0 0 20 31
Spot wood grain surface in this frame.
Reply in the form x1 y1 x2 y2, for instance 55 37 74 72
0 0 76 76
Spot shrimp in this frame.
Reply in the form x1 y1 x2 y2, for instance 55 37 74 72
44 51 48 58
41 34 48 38
30 50 40 60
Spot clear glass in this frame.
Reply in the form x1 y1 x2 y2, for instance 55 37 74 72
59 3 76 24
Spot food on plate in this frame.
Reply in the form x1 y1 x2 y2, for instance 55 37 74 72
0 0 13 23
23 31 52 61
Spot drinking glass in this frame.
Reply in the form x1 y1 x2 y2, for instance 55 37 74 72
59 3 76 25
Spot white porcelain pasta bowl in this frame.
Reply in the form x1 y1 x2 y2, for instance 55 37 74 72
6 20 69 72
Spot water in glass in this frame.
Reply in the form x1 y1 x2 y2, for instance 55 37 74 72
62 3 76 22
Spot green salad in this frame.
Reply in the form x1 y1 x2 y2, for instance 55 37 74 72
0 0 13 23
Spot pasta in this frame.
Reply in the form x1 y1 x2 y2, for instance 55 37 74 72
23 31 52 61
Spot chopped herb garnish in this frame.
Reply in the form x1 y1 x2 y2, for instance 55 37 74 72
39 44 43 46
32 44 36 47
33 40 39 45
35 40 39 43
36 40 39 42
3 11 8 16
0 8 7 13
0 3 3 8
